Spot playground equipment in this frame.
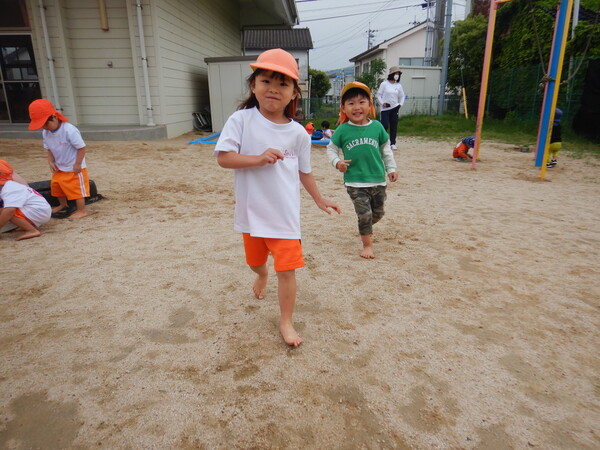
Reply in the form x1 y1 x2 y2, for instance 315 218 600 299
473 0 574 179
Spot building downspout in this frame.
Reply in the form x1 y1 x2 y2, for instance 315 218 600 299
135 1 155 126
39 0 61 110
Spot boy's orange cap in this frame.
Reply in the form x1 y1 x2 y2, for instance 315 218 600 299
28 99 68 130
0 159 14 185
250 48 299 81
339 81 376 124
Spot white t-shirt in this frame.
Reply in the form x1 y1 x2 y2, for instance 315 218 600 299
43 122 86 172
377 80 406 111
0 180 51 227
214 107 312 239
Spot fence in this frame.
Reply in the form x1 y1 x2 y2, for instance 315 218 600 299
302 58 594 124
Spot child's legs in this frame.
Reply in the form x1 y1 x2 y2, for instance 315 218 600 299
370 185 387 225
243 233 270 298
346 186 374 236
11 210 41 240
549 142 562 159
276 269 296 324
51 170 90 210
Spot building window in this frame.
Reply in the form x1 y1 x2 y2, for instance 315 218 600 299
0 0 30 29
399 57 425 66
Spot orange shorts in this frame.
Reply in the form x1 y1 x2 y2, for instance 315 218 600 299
13 208 34 225
51 169 89 200
243 233 304 272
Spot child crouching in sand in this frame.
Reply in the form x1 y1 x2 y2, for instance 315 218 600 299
214 48 341 347
0 160 51 240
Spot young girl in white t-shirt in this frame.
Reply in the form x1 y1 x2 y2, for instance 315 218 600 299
214 48 341 347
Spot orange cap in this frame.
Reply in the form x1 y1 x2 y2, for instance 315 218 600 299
28 99 68 130
250 48 299 81
0 159 14 185
339 81 377 123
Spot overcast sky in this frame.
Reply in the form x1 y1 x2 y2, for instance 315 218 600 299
296 0 468 72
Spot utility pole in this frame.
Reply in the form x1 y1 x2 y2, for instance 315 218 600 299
367 23 378 49
438 0 453 114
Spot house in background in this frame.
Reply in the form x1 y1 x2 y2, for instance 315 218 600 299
0 0 299 140
350 21 442 115
325 66 354 101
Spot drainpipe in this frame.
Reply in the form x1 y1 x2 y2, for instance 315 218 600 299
39 0 61 110
135 1 155 126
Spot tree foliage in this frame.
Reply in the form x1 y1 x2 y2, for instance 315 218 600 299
308 68 331 98
355 58 386 94
447 0 599 117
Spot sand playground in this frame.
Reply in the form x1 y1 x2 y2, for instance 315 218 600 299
0 134 599 448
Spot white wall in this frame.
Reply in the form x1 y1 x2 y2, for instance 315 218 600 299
63 0 139 125
153 0 241 137
385 27 427 68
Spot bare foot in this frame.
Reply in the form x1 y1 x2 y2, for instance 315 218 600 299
252 275 267 299
68 210 89 219
16 229 41 241
51 205 68 213
280 322 303 347
360 246 375 259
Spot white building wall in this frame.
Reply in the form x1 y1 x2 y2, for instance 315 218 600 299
385 30 427 68
154 0 240 137
62 0 139 125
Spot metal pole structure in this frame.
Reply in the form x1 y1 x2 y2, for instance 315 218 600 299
472 0 511 169
437 0 453 114
535 0 574 177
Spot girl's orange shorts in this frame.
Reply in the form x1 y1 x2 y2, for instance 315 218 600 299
51 169 89 200
243 233 304 272
13 208 34 225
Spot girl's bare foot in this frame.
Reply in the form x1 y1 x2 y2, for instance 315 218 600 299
68 210 89 219
252 275 267 299
360 246 375 259
51 205 68 213
280 321 302 347
16 229 41 241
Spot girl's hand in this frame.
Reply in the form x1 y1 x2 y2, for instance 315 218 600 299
316 198 341 215
336 159 351 173
73 163 82 173
388 171 398 182
260 148 284 165
49 162 58 173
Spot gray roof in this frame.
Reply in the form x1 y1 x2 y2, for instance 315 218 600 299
243 28 313 50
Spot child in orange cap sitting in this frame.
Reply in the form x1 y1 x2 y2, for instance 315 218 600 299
214 48 341 347
327 82 398 259
28 99 90 219
0 160 51 240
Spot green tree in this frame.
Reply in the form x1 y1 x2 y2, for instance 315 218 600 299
355 58 386 95
309 68 331 98
447 14 488 110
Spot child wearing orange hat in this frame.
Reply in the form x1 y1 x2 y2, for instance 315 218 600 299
214 48 341 347
327 82 398 259
28 99 90 219
0 160 51 240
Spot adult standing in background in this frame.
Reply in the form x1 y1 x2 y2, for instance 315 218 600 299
377 66 405 150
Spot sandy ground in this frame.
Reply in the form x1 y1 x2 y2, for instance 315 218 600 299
0 133 599 449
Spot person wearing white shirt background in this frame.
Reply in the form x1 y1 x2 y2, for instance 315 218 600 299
376 66 406 151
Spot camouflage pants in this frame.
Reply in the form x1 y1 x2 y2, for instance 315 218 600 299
346 185 387 236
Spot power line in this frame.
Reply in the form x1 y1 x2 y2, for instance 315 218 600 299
300 4 424 22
